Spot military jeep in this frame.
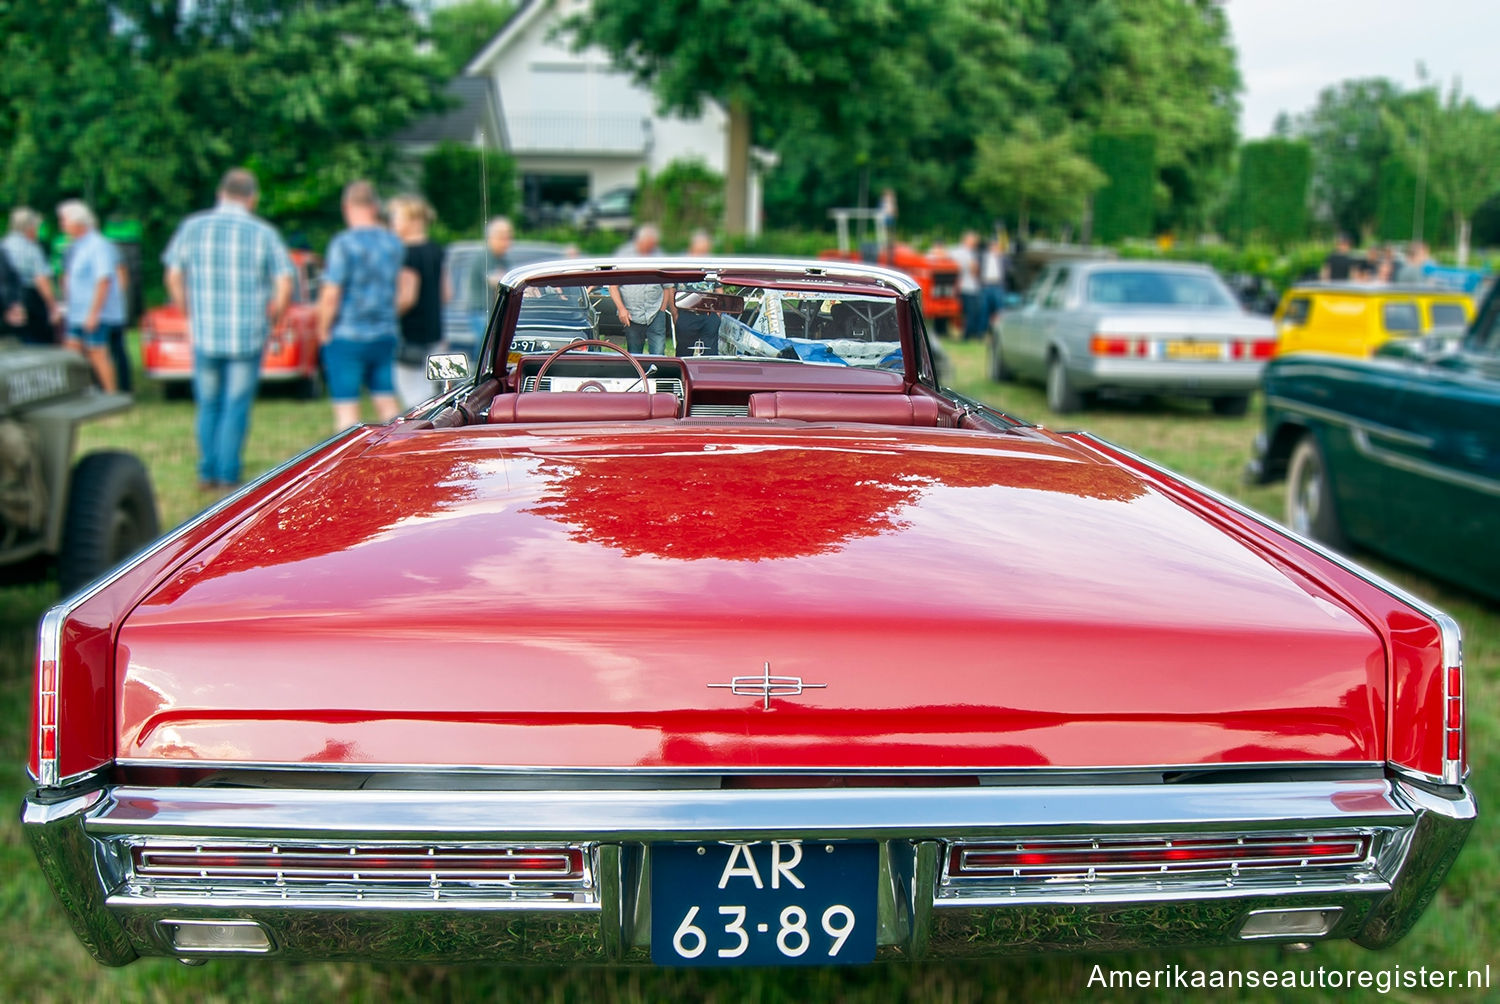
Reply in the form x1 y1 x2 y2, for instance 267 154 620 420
1 339 159 594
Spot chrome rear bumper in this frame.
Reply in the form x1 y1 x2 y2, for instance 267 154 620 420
22 777 1473 965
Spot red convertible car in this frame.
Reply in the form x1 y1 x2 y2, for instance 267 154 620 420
25 259 1472 967
138 251 323 397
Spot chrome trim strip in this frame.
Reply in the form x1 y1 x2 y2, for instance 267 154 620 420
1072 433 1467 786
1266 395 1434 449
499 257 922 297
112 758 1385 776
1350 426 1500 498
85 781 1410 842
30 427 367 789
111 893 599 914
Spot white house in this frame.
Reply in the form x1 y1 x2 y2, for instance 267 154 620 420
462 0 729 221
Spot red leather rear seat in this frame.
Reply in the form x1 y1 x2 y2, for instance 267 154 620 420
746 391 941 426
488 392 679 423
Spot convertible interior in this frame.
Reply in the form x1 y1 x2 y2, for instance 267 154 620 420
422 276 996 432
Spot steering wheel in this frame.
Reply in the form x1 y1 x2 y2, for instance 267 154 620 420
530 338 650 393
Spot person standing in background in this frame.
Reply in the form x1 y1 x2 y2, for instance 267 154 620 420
952 230 984 340
57 200 127 392
3 208 59 343
163 168 294 493
980 233 1006 334
1397 242 1431 284
390 194 446 408
317 180 405 432
611 224 672 355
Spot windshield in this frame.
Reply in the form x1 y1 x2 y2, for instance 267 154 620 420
512 282 905 370
1085 270 1238 309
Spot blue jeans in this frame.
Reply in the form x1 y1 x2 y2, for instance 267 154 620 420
626 311 667 355
193 351 261 485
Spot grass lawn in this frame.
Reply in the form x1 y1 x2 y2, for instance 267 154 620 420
1 336 1494 1001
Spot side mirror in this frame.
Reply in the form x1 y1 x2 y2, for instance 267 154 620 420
425 352 470 391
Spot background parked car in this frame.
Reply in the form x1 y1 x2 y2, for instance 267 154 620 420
1248 280 1500 600
443 240 574 360
571 185 636 232
989 260 1277 415
139 250 323 398
1273 283 1476 358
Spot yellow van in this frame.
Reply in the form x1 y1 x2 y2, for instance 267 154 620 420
1273 283 1474 357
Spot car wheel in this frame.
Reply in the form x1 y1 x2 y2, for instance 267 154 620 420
1285 435 1348 551
162 381 192 402
1210 395 1249 417
987 332 1011 383
1046 355 1084 414
58 452 161 595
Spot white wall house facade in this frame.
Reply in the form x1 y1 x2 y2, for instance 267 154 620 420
463 0 727 215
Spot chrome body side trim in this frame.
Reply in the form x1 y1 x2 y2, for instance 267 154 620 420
1350 426 1500 497
112 758 1385 777
84 780 1410 841
22 777 1470 963
1072 432 1467 786
1265 395 1435 450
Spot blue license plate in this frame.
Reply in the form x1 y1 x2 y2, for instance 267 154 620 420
650 841 877 966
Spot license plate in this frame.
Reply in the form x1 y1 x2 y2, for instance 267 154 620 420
1165 340 1223 360
651 840 877 966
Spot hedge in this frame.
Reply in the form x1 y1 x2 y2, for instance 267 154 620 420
1090 132 1156 242
1232 140 1311 245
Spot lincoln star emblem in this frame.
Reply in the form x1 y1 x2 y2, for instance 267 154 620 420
708 662 827 711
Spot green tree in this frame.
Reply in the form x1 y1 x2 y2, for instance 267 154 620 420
430 0 515 77
0 1 448 263
965 119 1105 237
1384 82 1500 264
1288 77 1402 240
636 159 723 246
1018 0 1240 231
1375 156 1448 245
570 0 973 235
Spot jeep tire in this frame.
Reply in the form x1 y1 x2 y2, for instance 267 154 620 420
58 452 160 594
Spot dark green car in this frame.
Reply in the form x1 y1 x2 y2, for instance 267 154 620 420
1248 281 1500 601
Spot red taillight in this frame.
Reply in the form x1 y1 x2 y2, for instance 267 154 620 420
32 608 63 785
1090 336 1150 357
133 844 588 882
1445 662 1464 781
1230 340 1277 360
950 834 1371 879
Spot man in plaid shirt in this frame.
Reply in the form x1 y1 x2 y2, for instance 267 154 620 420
164 169 294 492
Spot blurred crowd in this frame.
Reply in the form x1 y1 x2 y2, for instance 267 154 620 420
0 168 715 495
1321 235 1433 284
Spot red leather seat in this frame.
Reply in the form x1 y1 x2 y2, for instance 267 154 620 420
746 391 941 426
489 392 680 423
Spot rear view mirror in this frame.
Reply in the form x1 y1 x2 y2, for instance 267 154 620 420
426 353 470 383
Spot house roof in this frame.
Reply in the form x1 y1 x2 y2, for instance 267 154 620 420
391 77 508 149
463 0 547 77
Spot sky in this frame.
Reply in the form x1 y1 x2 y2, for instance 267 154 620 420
1225 0 1500 137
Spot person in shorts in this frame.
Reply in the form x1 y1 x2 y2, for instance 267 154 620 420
317 181 405 431
57 200 127 391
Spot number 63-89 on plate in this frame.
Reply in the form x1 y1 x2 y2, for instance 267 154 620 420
650 840 878 966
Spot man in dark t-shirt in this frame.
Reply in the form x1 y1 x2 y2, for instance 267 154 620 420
1321 235 1358 282
392 195 446 408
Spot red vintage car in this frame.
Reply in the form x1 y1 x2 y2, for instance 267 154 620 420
25 260 1472 967
820 242 962 332
138 251 323 396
